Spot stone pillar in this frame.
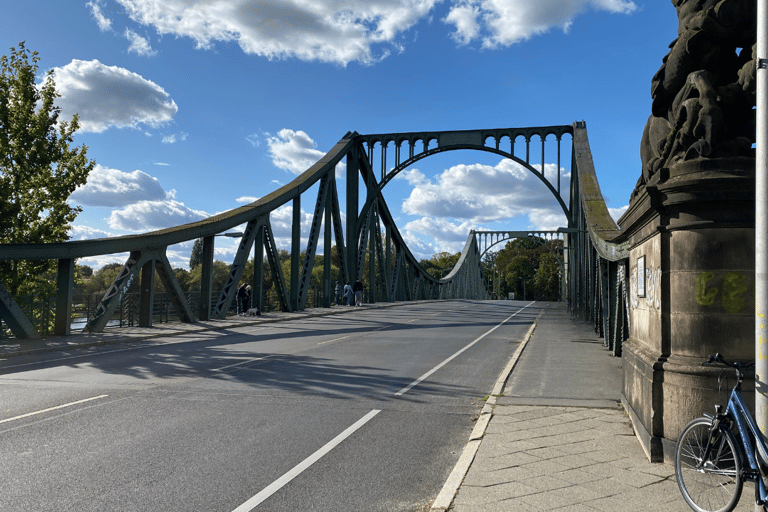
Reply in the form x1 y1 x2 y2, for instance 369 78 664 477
619 157 755 462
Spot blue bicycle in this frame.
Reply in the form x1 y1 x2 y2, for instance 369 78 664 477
675 354 768 512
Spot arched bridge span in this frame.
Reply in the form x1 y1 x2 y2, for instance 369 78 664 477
0 122 630 356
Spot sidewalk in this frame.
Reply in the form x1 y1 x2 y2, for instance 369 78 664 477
433 303 755 512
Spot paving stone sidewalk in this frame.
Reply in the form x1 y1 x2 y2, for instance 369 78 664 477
440 303 756 511
449 404 696 511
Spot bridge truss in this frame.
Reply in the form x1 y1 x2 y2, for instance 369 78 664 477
0 123 631 356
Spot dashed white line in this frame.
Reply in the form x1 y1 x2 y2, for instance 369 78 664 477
231 409 381 511
0 394 109 424
394 302 534 396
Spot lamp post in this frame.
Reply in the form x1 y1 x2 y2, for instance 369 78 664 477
756 0 768 468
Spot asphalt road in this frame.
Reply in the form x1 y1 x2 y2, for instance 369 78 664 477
0 300 542 512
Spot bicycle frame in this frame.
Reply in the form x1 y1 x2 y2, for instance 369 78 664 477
727 386 768 504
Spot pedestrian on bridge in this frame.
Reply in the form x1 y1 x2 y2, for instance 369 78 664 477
243 285 252 313
335 282 342 305
353 280 363 307
237 283 248 315
344 282 353 306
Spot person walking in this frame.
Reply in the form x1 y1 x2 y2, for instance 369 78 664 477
335 282 342 306
236 283 248 315
343 282 353 306
243 285 252 313
353 280 363 307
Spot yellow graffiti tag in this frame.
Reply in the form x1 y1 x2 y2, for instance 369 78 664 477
695 272 718 306
721 272 748 314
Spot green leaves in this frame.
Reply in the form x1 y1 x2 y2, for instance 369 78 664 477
0 43 95 295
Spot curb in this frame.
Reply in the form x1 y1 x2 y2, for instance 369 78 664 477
430 306 547 512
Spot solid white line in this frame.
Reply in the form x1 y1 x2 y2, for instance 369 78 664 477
231 409 381 512
0 394 109 424
394 302 535 397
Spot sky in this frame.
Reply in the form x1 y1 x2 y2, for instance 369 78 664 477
2 0 681 271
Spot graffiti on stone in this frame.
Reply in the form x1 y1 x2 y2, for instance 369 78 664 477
695 271 718 306
630 267 639 309
646 267 661 310
721 271 748 314
695 271 749 314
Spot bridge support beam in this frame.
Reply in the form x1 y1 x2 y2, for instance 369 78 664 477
55 258 75 336
618 158 755 462
199 236 214 321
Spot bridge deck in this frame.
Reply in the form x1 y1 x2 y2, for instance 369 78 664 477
0 301 420 359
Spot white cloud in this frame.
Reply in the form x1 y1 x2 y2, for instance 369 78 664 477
267 204 314 246
404 217 478 255
162 132 188 144
70 164 167 207
68 224 117 241
236 196 259 203
443 2 480 44
113 0 439 65
444 0 637 48
87 0 113 32
125 28 157 56
402 159 569 224
267 129 328 175
52 59 178 133
609 205 629 222
399 158 571 255
108 199 209 231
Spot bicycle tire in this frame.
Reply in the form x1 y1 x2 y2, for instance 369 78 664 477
675 417 743 512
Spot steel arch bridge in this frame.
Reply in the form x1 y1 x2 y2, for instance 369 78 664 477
0 122 630 355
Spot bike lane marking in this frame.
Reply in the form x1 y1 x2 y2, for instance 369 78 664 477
0 394 109 424
394 301 535 397
231 409 381 512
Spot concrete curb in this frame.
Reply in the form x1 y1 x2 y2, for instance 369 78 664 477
0 300 430 359
430 306 547 511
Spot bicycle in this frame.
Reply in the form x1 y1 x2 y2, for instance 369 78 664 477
675 353 768 512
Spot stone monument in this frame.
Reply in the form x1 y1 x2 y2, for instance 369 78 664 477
617 0 757 461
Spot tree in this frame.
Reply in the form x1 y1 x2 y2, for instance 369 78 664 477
189 238 204 269
0 42 94 295
493 237 562 300
419 251 461 279
534 252 560 301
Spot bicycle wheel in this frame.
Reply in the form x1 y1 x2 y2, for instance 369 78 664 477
675 417 743 512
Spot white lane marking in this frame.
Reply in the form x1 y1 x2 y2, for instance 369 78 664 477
0 394 109 424
394 302 535 396
317 335 351 346
212 356 272 372
231 409 381 511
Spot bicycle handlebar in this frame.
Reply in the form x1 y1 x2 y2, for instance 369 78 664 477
702 353 755 370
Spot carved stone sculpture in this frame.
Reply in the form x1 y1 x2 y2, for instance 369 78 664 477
632 0 756 198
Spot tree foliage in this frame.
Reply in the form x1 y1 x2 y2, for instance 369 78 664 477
189 238 204 269
0 43 94 295
419 251 461 279
489 237 562 301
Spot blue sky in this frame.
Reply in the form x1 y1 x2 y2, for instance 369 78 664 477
2 1 679 270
